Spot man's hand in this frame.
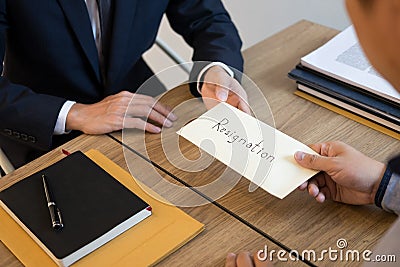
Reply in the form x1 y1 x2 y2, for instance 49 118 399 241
225 252 273 267
294 141 386 205
201 66 251 114
66 91 177 134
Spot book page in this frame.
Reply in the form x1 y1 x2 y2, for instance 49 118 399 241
301 26 400 103
177 103 318 199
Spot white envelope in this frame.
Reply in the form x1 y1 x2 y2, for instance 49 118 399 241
177 102 319 199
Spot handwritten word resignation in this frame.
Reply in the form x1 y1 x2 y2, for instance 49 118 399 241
212 118 275 163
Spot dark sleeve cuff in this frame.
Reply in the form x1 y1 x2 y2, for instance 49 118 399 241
189 61 212 97
188 61 244 98
375 166 393 208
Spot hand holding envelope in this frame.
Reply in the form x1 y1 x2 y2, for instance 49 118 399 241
177 102 319 199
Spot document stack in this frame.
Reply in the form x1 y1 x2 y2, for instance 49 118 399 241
288 26 400 135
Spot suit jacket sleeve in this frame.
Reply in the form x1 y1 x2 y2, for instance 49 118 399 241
0 2 66 151
165 0 244 96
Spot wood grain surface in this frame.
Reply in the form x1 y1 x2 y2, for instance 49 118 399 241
1 21 399 267
111 21 400 266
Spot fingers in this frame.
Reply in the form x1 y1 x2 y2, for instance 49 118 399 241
298 181 308 191
225 253 238 267
125 94 177 129
309 141 349 157
224 82 251 114
67 91 176 134
294 151 331 171
308 181 320 197
309 143 324 154
224 251 255 267
315 192 326 203
205 83 251 114
308 180 326 203
307 174 330 203
148 108 173 127
215 86 229 101
124 118 161 133
236 251 255 267
128 95 177 120
130 105 174 128
225 251 272 267
238 98 252 115
202 68 251 114
125 108 181 133
153 101 177 121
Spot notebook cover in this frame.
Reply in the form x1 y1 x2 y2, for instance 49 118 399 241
288 65 400 121
0 151 150 262
0 150 205 266
294 90 400 140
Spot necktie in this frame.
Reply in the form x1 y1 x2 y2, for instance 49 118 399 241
85 0 113 84
97 0 113 69
86 0 102 57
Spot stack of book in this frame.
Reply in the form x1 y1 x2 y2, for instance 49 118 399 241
288 26 400 135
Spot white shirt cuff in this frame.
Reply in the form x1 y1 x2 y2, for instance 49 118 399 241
197 62 234 95
54 101 76 135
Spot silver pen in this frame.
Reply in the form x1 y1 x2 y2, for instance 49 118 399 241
42 174 64 231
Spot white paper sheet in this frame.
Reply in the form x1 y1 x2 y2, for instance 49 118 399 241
301 26 400 103
177 103 319 199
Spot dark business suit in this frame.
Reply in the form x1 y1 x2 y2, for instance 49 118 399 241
0 0 243 167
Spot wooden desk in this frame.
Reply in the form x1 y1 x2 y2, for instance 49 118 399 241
1 20 399 267
0 134 299 267
112 20 399 266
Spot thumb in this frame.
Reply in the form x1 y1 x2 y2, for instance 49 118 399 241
294 151 330 171
215 86 229 102
225 253 237 267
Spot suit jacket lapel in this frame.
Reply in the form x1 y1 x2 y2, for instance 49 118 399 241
107 0 138 88
57 0 101 82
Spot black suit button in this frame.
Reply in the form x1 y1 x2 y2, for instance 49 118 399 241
21 133 28 141
28 136 37 143
13 131 21 139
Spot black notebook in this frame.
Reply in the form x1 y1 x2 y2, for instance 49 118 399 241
0 151 151 267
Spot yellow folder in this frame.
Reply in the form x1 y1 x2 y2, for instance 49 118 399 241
295 90 400 140
0 149 204 266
